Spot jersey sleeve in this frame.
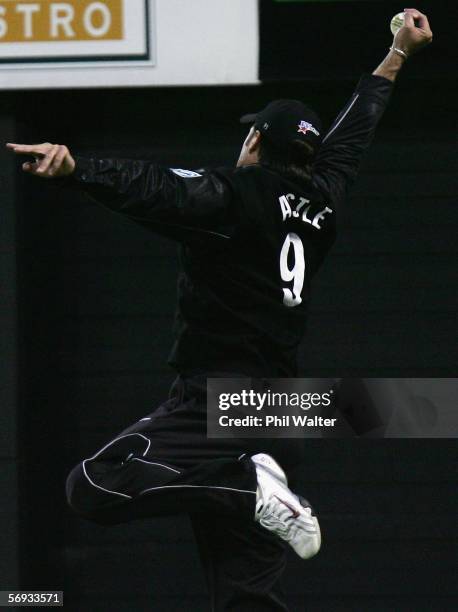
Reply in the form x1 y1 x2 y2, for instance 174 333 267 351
312 74 394 207
69 157 237 242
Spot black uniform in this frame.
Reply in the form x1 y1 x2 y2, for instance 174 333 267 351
66 74 393 611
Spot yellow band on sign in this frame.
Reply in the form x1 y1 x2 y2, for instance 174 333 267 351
0 0 123 42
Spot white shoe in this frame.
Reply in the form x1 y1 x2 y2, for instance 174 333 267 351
251 453 288 485
252 454 321 560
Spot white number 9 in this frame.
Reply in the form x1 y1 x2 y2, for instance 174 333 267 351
280 232 305 307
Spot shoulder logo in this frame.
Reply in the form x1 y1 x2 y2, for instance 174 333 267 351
297 121 320 137
170 168 202 178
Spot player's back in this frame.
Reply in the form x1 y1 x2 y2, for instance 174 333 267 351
169 164 336 377
69 72 394 378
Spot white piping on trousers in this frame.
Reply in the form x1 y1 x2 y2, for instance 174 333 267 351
139 484 256 496
131 457 181 474
82 433 151 499
82 433 255 500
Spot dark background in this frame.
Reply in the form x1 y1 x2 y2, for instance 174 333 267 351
1 1 457 610
260 0 454 80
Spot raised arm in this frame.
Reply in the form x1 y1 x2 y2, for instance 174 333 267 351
312 8 433 207
5 143 236 241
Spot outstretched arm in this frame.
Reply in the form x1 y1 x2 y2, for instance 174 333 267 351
312 8 433 207
5 143 236 241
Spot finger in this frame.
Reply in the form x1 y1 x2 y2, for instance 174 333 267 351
6 142 52 158
7 144 40 156
49 145 68 176
36 144 59 175
22 161 38 173
416 12 431 33
404 8 430 31
403 10 415 28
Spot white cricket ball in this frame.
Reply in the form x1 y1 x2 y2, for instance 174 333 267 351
390 12 405 36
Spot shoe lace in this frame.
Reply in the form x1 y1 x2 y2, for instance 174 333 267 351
256 498 297 540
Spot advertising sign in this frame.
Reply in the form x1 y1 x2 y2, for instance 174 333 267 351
0 0 258 89
0 0 152 67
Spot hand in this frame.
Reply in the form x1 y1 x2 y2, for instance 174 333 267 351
394 8 433 56
6 142 76 178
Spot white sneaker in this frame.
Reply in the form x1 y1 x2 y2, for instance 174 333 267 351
252 454 321 560
251 453 288 485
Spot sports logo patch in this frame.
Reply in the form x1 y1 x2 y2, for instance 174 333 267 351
297 121 320 137
170 169 203 178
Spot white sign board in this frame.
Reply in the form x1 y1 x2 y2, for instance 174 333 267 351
0 0 152 67
0 0 259 88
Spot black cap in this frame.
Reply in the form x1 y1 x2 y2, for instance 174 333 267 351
240 99 322 151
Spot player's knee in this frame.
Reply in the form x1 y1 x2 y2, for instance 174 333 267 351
65 462 106 522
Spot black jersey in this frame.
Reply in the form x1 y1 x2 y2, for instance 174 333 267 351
71 74 393 377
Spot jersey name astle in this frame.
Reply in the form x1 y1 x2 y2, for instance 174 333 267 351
278 193 333 230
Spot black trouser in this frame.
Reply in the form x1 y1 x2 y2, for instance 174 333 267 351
66 375 305 611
